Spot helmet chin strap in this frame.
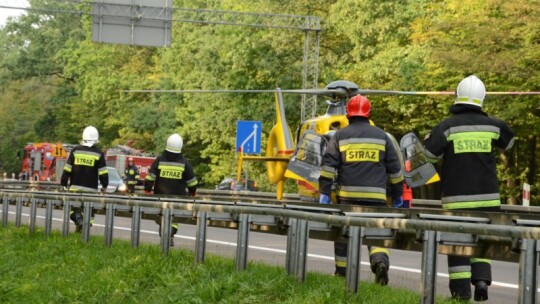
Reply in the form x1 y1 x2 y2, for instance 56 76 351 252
81 140 98 147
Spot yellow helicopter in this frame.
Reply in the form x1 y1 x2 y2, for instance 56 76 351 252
236 80 441 201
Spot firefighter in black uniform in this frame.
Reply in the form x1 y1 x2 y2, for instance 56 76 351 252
144 133 198 246
60 126 109 232
124 157 140 193
318 95 404 285
424 75 515 302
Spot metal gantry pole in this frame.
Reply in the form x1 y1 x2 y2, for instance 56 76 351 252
195 210 207 264
346 226 362 293
420 230 439 304
236 213 250 271
131 205 141 248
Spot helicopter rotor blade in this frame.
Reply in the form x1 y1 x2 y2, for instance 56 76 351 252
121 89 277 93
280 88 350 96
402 91 540 96
122 89 540 96
485 91 540 95
356 90 540 96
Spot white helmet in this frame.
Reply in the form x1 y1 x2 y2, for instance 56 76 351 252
455 75 486 108
81 126 99 147
166 133 183 153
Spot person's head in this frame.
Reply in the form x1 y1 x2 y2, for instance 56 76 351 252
81 126 99 147
455 75 486 108
346 95 371 118
166 133 183 153
128 157 134 164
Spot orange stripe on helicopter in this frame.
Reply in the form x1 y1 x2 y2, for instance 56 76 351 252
277 150 294 155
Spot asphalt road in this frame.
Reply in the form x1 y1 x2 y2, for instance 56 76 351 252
1 206 522 303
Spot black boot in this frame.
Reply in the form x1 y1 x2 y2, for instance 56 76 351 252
374 262 389 286
71 212 83 233
474 281 488 301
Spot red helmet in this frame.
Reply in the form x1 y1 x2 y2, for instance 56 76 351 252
346 95 371 118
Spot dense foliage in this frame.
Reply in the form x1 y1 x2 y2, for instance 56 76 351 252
1 0 538 203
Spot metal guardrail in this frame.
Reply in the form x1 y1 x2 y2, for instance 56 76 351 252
1 186 539 303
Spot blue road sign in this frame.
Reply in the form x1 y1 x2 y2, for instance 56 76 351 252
236 120 262 154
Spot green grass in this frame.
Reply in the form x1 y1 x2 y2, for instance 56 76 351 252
0 225 460 303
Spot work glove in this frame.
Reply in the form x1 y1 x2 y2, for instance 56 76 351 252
189 190 197 197
392 196 404 208
144 190 152 195
319 194 330 204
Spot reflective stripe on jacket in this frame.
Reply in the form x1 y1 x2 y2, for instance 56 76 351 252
60 145 108 191
424 104 514 209
319 118 403 203
144 150 198 195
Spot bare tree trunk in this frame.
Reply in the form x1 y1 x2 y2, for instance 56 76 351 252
527 135 538 206
501 149 517 205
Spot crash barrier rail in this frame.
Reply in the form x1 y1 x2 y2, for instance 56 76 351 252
1 187 540 304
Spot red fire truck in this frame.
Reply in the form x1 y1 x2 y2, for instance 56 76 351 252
105 145 155 183
19 142 75 181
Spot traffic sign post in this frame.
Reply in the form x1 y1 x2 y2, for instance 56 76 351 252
236 120 262 154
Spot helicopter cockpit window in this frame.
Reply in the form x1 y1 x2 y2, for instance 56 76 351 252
325 100 347 116
294 132 328 167
401 134 430 172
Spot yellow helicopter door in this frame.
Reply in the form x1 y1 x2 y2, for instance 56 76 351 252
285 129 332 201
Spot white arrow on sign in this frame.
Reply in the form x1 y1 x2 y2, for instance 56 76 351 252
240 123 259 153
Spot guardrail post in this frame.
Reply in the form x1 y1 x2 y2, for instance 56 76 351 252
29 197 38 233
1 194 8 227
295 218 309 282
15 196 23 227
236 213 250 271
417 214 491 304
343 212 407 294
62 198 71 236
518 239 538 304
131 205 141 248
286 217 298 275
420 230 438 304
514 219 540 304
346 226 362 293
104 203 115 247
44 199 54 235
285 204 340 279
195 210 207 264
160 207 172 255
82 202 92 243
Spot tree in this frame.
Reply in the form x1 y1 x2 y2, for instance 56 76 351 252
410 0 540 203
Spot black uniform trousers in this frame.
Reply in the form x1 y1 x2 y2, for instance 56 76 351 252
334 200 390 277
